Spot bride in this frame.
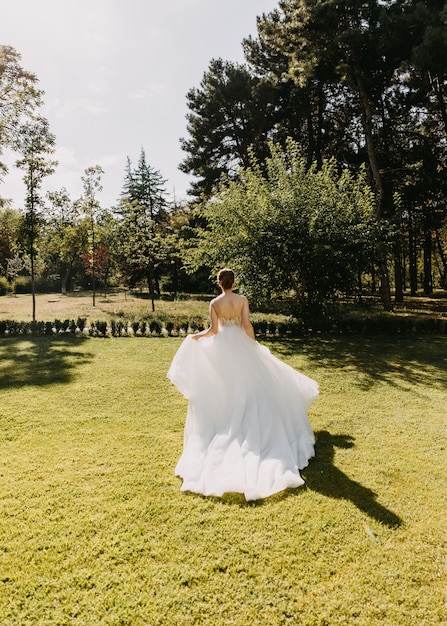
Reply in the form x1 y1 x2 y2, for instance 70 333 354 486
167 268 319 501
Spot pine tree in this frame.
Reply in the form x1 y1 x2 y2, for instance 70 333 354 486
115 149 169 311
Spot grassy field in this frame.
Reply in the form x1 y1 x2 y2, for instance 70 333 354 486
2 289 447 326
0 292 211 324
0 330 446 625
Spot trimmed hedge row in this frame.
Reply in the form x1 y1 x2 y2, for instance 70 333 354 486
1 314 447 337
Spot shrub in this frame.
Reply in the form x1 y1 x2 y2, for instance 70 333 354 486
76 317 87 333
96 321 108 337
89 320 108 337
12 276 32 294
30 321 45 334
149 320 162 336
0 276 11 296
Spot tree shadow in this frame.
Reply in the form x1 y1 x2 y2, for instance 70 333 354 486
303 430 402 527
0 336 93 389
266 335 447 391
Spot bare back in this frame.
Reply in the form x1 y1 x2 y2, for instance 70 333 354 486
210 291 255 340
211 291 246 321
191 285 255 341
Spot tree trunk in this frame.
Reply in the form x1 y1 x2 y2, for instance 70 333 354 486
423 226 433 294
31 250 36 322
378 256 393 311
61 266 71 295
408 212 418 295
147 269 155 312
352 58 392 310
352 61 384 216
435 230 447 288
394 246 404 303
429 71 447 139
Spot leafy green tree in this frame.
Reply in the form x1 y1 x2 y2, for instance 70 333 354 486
0 206 21 276
247 0 412 309
43 188 88 293
78 165 104 306
15 115 56 320
0 45 43 188
192 139 381 319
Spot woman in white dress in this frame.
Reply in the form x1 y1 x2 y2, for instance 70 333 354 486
167 268 319 501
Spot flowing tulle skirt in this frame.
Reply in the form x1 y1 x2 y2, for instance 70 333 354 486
167 325 319 501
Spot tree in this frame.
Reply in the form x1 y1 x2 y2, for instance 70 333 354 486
78 165 104 306
192 139 381 319
15 115 56 320
115 149 169 311
243 0 423 309
0 206 21 276
180 59 276 200
398 0 447 294
0 45 43 187
44 188 87 294
82 246 111 291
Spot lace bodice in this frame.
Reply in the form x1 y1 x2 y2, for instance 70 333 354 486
219 316 242 328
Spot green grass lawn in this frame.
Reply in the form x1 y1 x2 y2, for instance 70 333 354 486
0 334 446 625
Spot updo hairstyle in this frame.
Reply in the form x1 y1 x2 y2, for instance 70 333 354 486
217 268 235 290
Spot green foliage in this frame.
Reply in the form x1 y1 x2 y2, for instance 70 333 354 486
194 139 382 318
0 275 10 295
0 207 22 273
42 189 88 292
180 58 274 199
0 45 43 179
114 149 171 310
12 275 32 294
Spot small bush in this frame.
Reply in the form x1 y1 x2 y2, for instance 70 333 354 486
149 320 162 335
12 276 32 294
77 317 87 333
0 276 11 296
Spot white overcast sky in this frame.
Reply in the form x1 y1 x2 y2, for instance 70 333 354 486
2 0 279 210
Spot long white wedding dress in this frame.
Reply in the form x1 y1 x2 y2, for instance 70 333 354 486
167 317 319 501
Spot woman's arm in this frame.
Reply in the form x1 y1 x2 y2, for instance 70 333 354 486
191 302 218 341
241 296 255 340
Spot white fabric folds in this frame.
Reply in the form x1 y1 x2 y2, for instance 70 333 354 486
167 319 319 501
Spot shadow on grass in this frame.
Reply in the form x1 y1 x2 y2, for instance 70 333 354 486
303 430 402 527
183 431 402 526
266 335 447 391
0 336 93 389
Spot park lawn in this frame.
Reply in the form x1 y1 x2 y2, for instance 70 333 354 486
0 292 211 324
0 334 446 625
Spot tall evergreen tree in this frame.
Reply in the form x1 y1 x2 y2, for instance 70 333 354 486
115 149 169 311
180 59 276 200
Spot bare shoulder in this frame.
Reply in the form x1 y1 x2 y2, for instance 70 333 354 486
210 295 222 307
